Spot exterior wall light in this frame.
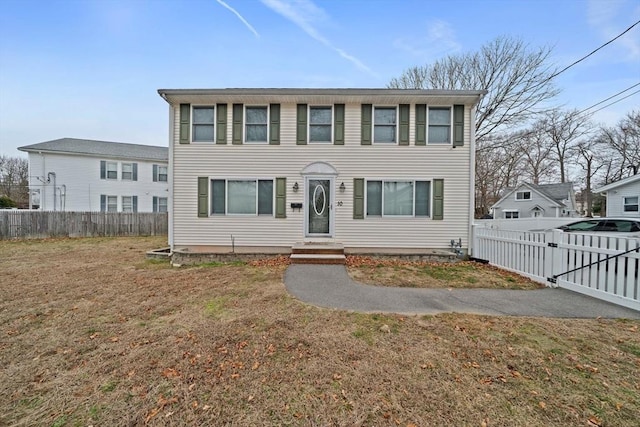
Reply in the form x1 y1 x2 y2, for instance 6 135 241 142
293 182 299 192
339 182 346 192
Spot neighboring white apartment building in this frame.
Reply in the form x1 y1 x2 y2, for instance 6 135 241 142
158 88 485 254
18 138 169 212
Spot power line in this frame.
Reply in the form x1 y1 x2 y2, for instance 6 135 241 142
587 88 640 115
576 82 640 114
547 19 640 81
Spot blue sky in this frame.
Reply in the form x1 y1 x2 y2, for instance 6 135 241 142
1 0 639 156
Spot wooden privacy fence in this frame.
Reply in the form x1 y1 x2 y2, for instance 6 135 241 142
0 211 168 239
472 226 640 311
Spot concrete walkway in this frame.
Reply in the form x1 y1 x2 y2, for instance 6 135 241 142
284 264 640 319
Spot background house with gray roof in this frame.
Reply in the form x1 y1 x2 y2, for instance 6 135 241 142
491 182 579 219
18 138 168 212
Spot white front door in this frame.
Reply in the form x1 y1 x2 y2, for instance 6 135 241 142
306 178 333 237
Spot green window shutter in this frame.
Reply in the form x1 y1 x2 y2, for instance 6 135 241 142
453 104 464 147
361 104 372 145
232 104 243 145
153 196 158 212
296 104 307 145
275 177 286 218
132 196 138 213
353 178 365 219
334 104 345 145
132 163 138 181
415 104 426 146
179 104 190 144
216 103 227 144
270 103 280 145
100 195 106 212
197 177 209 217
399 104 410 145
433 179 444 220
100 160 106 179
152 164 158 182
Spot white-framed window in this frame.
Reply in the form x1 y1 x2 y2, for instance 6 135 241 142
211 179 273 215
366 180 430 217
373 106 397 143
623 196 639 212
245 106 268 143
309 106 332 143
515 191 532 201
121 196 137 213
106 195 117 212
106 162 117 180
504 210 519 219
428 107 451 144
192 106 215 142
153 165 168 182
153 196 168 213
121 163 137 181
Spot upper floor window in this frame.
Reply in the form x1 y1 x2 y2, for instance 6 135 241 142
309 106 332 143
105 162 117 180
373 107 397 143
623 196 639 212
428 107 451 144
245 106 268 143
121 163 137 181
515 191 532 201
192 106 215 142
153 165 168 182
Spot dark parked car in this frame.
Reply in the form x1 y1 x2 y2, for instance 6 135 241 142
557 218 640 237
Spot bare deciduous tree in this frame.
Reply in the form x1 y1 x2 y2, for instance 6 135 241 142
388 36 560 144
0 155 29 207
596 110 640 183
541 109 593 183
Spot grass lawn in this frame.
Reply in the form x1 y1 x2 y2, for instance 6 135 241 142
0 237 638 426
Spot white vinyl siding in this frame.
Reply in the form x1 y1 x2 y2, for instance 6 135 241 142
170 101 474 250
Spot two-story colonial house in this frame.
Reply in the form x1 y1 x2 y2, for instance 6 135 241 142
158 88 485 257
18 138 169 212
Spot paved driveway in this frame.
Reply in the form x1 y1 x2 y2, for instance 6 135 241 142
284 265 640 319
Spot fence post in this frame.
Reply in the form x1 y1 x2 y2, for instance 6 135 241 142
544 229 563 288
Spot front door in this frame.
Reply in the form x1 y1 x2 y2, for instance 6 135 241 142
306 178 332 236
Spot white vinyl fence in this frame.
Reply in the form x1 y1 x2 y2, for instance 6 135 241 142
472 227 640 312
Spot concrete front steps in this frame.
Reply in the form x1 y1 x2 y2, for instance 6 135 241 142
290 242 346 264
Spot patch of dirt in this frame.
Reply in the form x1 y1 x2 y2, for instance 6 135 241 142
0 237 638 426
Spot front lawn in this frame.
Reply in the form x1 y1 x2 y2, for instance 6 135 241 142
0 237 638 426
